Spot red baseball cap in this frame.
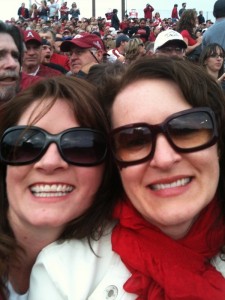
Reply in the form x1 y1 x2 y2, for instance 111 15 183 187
23 30 42 45
60 33 106 53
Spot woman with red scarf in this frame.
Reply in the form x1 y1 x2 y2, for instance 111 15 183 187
108 57 225 299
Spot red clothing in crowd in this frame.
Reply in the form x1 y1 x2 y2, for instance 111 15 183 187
20 72 41 91
36 64 62 77
171 7 179 19
144 5 154 20
50 52 70 71
180 30 197 46
149 31 157 42
120 21 129 31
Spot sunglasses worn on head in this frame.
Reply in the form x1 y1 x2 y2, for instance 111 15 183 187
110 107 218 168
0 126 108 166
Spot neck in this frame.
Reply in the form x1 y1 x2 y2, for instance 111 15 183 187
206 67 218 80
9 218 63 294
118 45 125 54
22 65 39 75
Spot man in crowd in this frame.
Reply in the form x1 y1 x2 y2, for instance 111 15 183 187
202 0 225 50
17 2 29 21
38 27 70 70
154 29 187 59
0 21 40 103
179 3 186 17
198 10 205 25
22 30 62 77
144 3 154 21
0 21 21 102
107 34 130 63
41 39 67 74
60 32 107 77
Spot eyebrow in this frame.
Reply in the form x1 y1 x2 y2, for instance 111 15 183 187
0 49 20 58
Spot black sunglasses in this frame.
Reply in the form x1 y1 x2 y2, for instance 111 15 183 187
110 107 218 168
0 126 108 166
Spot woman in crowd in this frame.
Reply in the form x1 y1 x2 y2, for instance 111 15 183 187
69 2 80 20
38 0 49 22
124 38 146 65
0 76 133 299
29 3 39 22
133 18 150 43
177 9 202 62
27 58 225 299
106 57 225 298
199 43 225 91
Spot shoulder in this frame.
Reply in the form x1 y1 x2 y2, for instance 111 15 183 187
38 64 62 77
30 223 136 299
20 72 42 91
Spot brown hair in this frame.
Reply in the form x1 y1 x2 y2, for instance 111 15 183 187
103 57 225 211
0 76 120 296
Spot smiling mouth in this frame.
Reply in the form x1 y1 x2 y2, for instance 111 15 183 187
150 178 191 191
30 184 74 197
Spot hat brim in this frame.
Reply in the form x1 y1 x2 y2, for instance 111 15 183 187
60 40 90 52
25 39 42 45
160 39 187 49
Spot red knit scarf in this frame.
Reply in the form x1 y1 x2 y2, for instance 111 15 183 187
112 197 225 299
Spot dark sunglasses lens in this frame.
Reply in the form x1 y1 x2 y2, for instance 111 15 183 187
112 126 152 162
1 128 45 164
167 111 214 149
61 130 107 165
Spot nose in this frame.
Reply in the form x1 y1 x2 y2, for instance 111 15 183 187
34 143 69 172
149 134 182 169
4 54 19 69
70 52 79 59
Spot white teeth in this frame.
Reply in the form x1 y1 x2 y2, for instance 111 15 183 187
151 178 191 191
33 192 69 198
30 184 74 196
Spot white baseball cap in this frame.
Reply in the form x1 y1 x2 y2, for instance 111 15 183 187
154 30 187 53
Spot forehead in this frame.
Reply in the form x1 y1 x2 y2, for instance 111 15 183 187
0 33 18 51
39 31 53 39
112 79 190 126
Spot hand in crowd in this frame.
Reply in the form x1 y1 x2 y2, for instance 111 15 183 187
218 73 225 83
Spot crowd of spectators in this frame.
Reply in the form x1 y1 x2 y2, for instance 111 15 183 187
2 1 224 88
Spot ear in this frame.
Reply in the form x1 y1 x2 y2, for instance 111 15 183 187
96 50 103 60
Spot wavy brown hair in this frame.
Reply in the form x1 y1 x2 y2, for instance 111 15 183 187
0 76 120 297
176 9 197 39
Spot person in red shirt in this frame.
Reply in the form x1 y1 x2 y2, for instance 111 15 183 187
134 18 150 43
60 2 69 21
120 16 129 31
22 30 62 77
38 28 70 71
144 3 154 21
17 2 29 21
171 4 179 22
149 24 161 42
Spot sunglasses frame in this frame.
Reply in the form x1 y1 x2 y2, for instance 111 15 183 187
110 107 218 168
0 125 108 167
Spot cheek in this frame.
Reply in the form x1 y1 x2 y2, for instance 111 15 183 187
120 164 144 191
6 166 31 204
76 164 105 194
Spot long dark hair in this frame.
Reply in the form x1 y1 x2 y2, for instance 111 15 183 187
0 76 120 297
176 9 197 39
199 43 225 78
103 57 225 214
